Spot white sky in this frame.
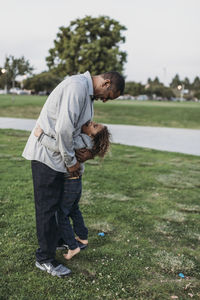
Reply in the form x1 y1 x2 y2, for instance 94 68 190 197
0 0 199 84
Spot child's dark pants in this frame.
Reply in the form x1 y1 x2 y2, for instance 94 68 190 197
58 176 88 250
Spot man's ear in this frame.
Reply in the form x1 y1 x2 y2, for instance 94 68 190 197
102 79 111 88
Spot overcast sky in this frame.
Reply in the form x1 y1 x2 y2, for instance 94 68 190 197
0 0 199 84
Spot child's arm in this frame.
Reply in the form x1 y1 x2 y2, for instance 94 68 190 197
34 125 59 152
74 134 93 150
75 134 94 162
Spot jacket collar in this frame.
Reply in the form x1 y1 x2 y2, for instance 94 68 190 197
83 71 93 96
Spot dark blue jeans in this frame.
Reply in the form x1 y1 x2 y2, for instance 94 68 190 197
58 176 88 250
31 160 64 263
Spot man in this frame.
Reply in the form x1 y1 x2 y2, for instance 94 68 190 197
22 71 125 277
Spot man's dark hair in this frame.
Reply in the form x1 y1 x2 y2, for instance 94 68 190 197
101 71 125 95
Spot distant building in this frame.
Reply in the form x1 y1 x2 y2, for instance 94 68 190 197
9 87 31 95
136 95 149 101
118 94 135 100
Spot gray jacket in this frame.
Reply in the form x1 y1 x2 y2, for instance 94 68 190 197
39 131 93 175
39 131 93 153
22 71 94 173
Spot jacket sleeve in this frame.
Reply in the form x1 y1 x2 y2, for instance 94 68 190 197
55 82 86 168
74 134 94 150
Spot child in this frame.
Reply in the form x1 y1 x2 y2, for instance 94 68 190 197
34 121 110 259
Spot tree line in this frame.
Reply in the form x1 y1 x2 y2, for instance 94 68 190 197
0 15 199 100
125 76 200 100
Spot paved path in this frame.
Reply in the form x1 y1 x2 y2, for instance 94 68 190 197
0 117 200 156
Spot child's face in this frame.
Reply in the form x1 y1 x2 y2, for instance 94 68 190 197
82 121 104 137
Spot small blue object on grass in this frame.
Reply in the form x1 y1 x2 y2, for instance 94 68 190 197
98 232 105 237
178 273 185 278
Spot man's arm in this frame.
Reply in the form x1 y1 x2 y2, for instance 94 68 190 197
35 124 93 163
55 82 86 172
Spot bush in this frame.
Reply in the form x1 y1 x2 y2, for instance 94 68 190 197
24 71 62 94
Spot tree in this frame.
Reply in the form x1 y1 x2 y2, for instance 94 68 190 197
170 74 182 88
182 77 191 89
145 77 174 99
152 77 160 85
0 55 33 89
145 84 174 99
0 68 6 89
194 90 200 99
24 71 62 94
125 81 145 96
192 76 200 90
46 16 127 77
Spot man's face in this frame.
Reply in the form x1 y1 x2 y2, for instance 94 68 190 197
93 80 120 102
81 121 104 137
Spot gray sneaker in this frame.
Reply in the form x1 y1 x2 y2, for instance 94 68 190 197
35 260 71 277
56 244 68 251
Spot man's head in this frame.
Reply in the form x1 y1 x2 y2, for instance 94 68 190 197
92 71 125 102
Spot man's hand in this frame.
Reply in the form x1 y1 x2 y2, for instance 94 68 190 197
67 161 81 177
34 124 43 137
75 149 94 163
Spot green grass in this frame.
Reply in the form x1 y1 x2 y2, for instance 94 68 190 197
0 129 200 299
0 95 200 128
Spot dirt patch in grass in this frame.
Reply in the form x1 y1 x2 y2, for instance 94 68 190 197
155 250 195 273
139 162 155 167
0 106 41 119
88 221 115 233
104 193 132 202
155 222 174 236
0 154 12 158
123 154 138 159
156 171 200 189
177 204 200 213
80 190 94 205
162 210 186 222
86 160 100 166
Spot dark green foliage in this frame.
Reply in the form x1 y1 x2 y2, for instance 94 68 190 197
24 71 62 93
46 16 127 76
0 55 33 89
124 81 145 96
170 74 182 88
182 77 191 89
192 76 200 90
145 79 175 99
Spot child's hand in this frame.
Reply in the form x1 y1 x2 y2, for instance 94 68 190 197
75 149 94 162
34 124 43 137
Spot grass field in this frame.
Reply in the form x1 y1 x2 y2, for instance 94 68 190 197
0 129 200 299
0 94 200 129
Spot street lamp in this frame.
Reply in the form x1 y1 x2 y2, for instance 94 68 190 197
177 84 184 101
1 68 7 93
1 68 6 74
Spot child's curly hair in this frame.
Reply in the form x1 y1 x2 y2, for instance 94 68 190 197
91 126 111 158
